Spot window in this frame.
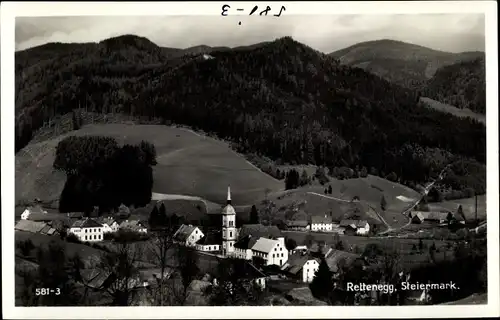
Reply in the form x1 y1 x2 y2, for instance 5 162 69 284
274 248 277 251
230 243 232 247
272 254 275 258
281 253 283 257
230 231 232 237
85 236 87 241
195 230 198 234
229 221 233 227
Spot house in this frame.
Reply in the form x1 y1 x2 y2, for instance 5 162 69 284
339 220 370 235
27 212 67 222
281 253 320 283
96 217 120 233
68 218 104 242
66 212 84 219
410 211 449 224
174 224 204 247
234 235 259 260
119 220 148 233
410 211 426 224
250 237 288 267
212 259 267 290
195 232 221 252
21 205 48 220
290 245 308 255
285 220 310 231
451 211 466 224
309 242 333 258
15 220 47 234
310 215 333 232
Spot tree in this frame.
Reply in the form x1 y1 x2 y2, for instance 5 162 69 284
456 205 466 222
158 203 168 227
300 169 309 186
362 243 383 263
446 212 453 225
72 111 81 130
335 240 344 250
304 233 315 247
418 239 424 252
359 166 368 178
96 242 141 306
249 205 259 224
148 205 160 229
328 185 333 194
175 245 200 305
285 238 297 251
16 239 35 256
309 258 333 303
380 195 387 211
386 172 398 182
147 226 175 306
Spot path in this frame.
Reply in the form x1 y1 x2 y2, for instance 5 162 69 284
306 192 351 203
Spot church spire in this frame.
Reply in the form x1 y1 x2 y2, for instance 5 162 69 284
227 185 231 205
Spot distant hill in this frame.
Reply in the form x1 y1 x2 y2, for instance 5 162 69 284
15 34 486 208
422 58 486 114
329 39 484 89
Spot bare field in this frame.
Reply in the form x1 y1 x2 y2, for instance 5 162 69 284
15 124 284 206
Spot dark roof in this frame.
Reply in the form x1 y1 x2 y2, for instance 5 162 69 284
174 224 199 242
25 205 47 214
285 220 309 228
15 220 47 233
196 232 221 245
71 218 103 228
238 224 281 239
325 249 361 273
28 213 67 222
234 234 258 250
311 215 332 224
67 212 84 218
281 253 319 275
40 225 52 234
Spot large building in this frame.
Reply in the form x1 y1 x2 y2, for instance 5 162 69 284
221 186 238 257
68 218 104 242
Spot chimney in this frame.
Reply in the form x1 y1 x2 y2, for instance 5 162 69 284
227 186 232 205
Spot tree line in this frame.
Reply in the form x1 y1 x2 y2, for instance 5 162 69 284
54 135 157 213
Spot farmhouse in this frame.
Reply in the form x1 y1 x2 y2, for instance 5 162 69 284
212 259 268 290
21 205 48 220
310 215 333 232
289 245 308 255
410 211 449 224
119 220 148 233
233 235 258 260
285 220 310 231
68 218 104 242
195 232 221 252
174 224 204 247
339 220 370 235
281 252 320 283
96 217 120 233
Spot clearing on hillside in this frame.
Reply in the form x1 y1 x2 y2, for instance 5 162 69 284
15 124 284 206
420 97 486 124
428 194 487 221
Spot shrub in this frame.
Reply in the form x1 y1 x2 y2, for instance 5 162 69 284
66 233 81 244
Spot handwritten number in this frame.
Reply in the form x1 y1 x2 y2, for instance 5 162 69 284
259 6 271 16
274 6 286 17
221 4 230 16
249 5 258 15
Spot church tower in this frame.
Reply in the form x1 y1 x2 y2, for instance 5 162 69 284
221 186 237 257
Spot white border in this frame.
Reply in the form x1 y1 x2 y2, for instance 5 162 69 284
2 1 498 319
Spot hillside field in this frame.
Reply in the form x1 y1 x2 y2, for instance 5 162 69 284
15 124 284 206
428 194 487 221
266 175 420 229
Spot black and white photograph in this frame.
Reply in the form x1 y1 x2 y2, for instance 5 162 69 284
1 1 498 318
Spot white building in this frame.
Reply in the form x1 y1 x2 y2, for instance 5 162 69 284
68 218 104 242
195 233 221 252
21 205 47 220
281 253 320 283
222 186 238 257
289 245 308 255
234 235 258 260
97 217 120 233
251 237 288 267
174 224 204 247
310 215 333 232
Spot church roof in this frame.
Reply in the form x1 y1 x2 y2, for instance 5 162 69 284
221 204 236 215
251 237 280 254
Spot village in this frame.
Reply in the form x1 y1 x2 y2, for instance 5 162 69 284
14 183 485 306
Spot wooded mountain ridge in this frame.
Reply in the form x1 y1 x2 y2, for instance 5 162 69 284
15 35 486 196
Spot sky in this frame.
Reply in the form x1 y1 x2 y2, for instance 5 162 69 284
15 14 485 53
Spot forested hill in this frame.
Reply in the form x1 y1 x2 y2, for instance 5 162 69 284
329 39 484 89
422 58 486 114
16 35 486 194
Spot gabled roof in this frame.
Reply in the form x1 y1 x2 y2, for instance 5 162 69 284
71 218 103 228
96 216 117 225
412 211 449 221
311 215 332 224
251 237 279 254
281 253 319 275
234 234 258 250
411 212 425 221
28 212 67 222
238 224 281 239
40 225 52 234
120 220 147 230
15 220 47 233
174 224 199 242
196 232 221 245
